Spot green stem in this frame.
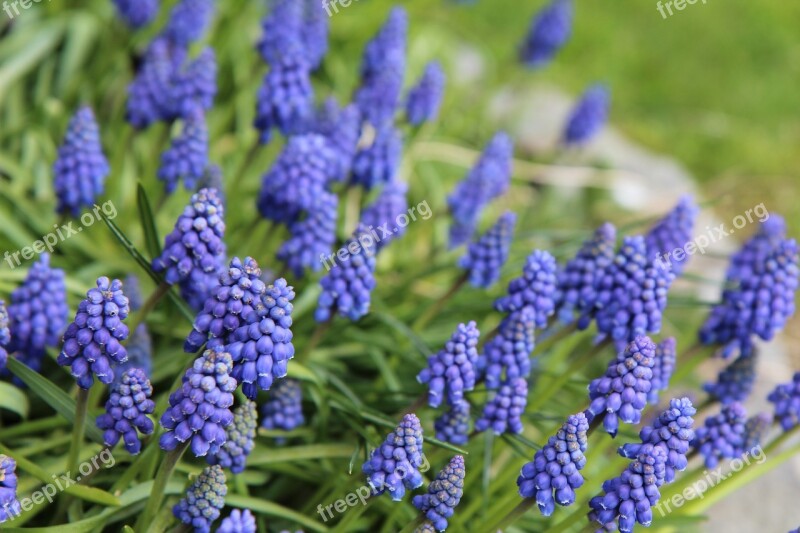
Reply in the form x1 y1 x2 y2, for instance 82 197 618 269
66 388 90 476
413 272 469 331
137 441 190 532
486 498 536 532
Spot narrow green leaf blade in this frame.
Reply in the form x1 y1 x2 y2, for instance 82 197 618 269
0 380 30 418
137 182 161 260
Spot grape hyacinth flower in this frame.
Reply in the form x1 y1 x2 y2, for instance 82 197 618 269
208 400 257 474
158 108 209 194
360 180 409 253
125 38 183 129
57 277 130 389
459 211 517 288
116 324 153 386
586 336 656 437
261 378 305 434
53 106 110 216
405 61 446 126
434 399 470 446
313 99 361 181
691 402 747 469
743 412 771 454
417 322 480 408
315 225 377 322
556 222 617 326
588 444 667 531
96 368 155 455
412 455 465 531
563 84 610 146
160 348 237 457
170 47 218 120
517 413 589 516
277 192 338 277
648 337 677 404
112 0 159 28
6 253 68 376
726 214 786 283
0 302 9 372
218 509 256 533
352 126 403 190
163 0 215 47
768 372 800 431
593 236 675 350
494 250 558 328
256 0 304 64
618 397 695 483
363 414 425 501
519 0 572 68
173 465 227 533
302 0 329 70
254 58 314 144
704 353 757 404
415 522 437 533
645 195 699 276
482 306 535 390
475 377 528 435
0 455 21 523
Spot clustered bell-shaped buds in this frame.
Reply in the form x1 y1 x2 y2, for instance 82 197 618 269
415 522 437 533
588 444 667 532
53 106 110 216
116 324 153 386
160 348 237 457
704 353 757 404
434 399 470 446
96 368 155 455
158 108 209 194
208 401 257 474
315 225 378 322
218 509 256 533
257 0 305 64
518 0 572 68
278 192 338 277
482 307 535 390
313 99 361 181
645 195 699 276
691 402 747 469
648 337 677 404
405 61 446 126
726 215 786 283
618 397 695 483
563 84 610 146
261 378 305 434
173 465 227 533
412 455 465 531
301 0 329 70
495 250 558 328
459 211 517 289
743 412 772 454
254 57 314 144
0 302 9 372
475 377 528 435
57 277 130 390
170 47 218 119
163 0 215 47
360 180 409 253
362 414 425 501
352 126 403 190
417 322 480 408
0 455 21 523
517 413 589 516
556 222 617 326
586 336 656 437
767 371 800 431
112 0 159 28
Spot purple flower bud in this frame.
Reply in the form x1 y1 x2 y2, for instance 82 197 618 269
163 0 214 47
482 306 535 389
434 399 470 446
459 211 517 289
418 322 480 408
278 192 338 277
691 402 747 469
519 0 572 68
768 371 800 432
254 58 314 144
412 455 465 531
261 378 305 436
218 509 256 533
648 337 676 404
563 84 610 146
112 0 158 28
476 377 528 435
406 61 446 126
352 126 403 190
360 180 409 253
173 465 227 532
0 455 21 523
363 414 425 501
644 195 699 276
704 352 756 404
158 108 209 194
96 368 155 455
495 250 558 328
208 400 257 474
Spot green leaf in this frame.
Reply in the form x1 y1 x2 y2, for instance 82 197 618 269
226 494 328 532
136 182 161 260
248 443 354 466
0 380 30 418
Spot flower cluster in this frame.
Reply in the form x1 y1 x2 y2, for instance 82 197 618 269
648 337 677 403
726 215 786 283
704 353 757 404
519 0 572 68
412 455 465 531
277 192 338 277
313 99 361 181
482 306 535 390
352 126 403 190
362 414 425 501
96 368 155 455
459 211 517 288
360 180 409 253
208 401 257 474
767 371 800 431
261 378 305 434
691 402 747 469
116 324 153 386
254 57 314 144
563 84 610 146
475 377 528 435
218 509 256 533
163 0 214 47
0 455 20 523
112 0 159 28
0 302 8 372
645 195 699 276
434 399 470 446
158 107 209 193
406 61 446 125
495 249 558 328
173 465 227 533
417 322 480 408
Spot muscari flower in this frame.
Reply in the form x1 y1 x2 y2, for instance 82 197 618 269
360 180 409 253
412 455 465 531
170 47 217 120
586 336 656 437
417 322 480 408
218 509 256 533
406 61 446 126
517 413 589 516
112 0 159 28
645 195 699 276
257 0 304 64
116 323 153 386
351 126 403 190
57 277 130 390
313 99 361 182
415 522 437 533
434 399 470 446
163 0 215 47
0 455 21 523
556 222 617 326
588 444 667 532
768 371 800 431
726 214 786 283
519 0 572 68
208 400 257 474
158 108 209 194
96 368 155 455
699 238 798 358
302 0 329 70
743 412 771 454
593 236 675 350
362 413 425 501
261 378 305 434
618 397 695 483
315 224 377 322
459 211 516 289
704 352 757 404
126 38 184 129
173 465 227 533
563 84 610 146
254 58 314 144
160 348 237 457
53 106 109 216
6 253 68 377
494 249 559 329
475 377 528 435
648 337 676 404
278 192 338 277
691 402 747 469
0 302 9 372
482 306 535 390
